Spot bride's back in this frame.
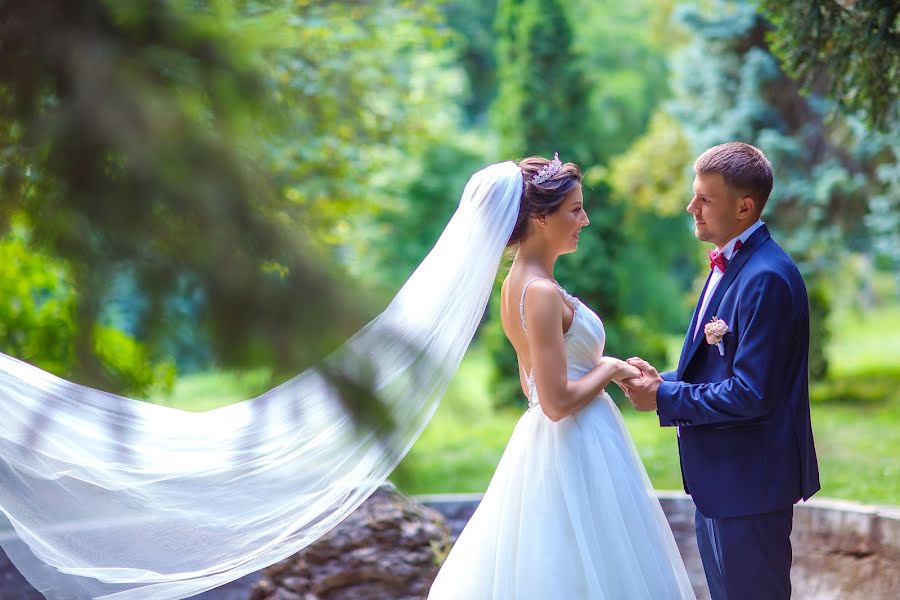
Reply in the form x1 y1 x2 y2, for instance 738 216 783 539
500 270 575 396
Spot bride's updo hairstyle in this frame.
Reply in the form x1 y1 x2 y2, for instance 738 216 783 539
508 154 582 247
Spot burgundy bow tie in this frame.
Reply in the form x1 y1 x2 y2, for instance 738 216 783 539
709 240 743 273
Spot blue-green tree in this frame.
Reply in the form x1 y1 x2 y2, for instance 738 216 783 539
664 0 899 378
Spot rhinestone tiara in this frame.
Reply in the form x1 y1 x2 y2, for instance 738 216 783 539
530 152 562 184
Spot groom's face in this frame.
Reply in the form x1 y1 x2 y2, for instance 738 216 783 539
687 173 742 248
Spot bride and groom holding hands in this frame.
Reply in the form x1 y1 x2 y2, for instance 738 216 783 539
0 141 820 600
429 142 821 599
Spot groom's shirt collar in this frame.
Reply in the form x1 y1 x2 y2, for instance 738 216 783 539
718 219 764 260
693 219 765 344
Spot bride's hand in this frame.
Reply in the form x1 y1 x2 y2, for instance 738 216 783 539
603 357 642 381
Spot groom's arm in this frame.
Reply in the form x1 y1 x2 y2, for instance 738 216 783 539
656 271 794 427
657 372 677 426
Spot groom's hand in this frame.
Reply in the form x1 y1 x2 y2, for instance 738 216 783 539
620 357 661 412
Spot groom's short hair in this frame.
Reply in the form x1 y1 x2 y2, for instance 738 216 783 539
694 142 773 212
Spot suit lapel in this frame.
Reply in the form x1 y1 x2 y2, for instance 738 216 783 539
678 225 772 377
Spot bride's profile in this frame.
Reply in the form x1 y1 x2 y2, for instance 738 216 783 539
428 154 694 599
0 155 691 599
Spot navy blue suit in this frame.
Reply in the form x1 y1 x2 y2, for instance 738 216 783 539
657 225 819 599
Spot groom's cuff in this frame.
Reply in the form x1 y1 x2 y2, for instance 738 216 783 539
656 380 679 427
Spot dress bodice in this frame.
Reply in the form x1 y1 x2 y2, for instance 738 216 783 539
520 278 606 409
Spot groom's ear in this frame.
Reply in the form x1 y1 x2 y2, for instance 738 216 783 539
737 194 756 220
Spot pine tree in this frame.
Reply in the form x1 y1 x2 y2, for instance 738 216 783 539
493 0 592 164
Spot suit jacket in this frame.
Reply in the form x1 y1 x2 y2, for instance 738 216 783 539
657 225 820 518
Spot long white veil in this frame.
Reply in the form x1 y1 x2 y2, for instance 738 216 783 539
0 161 523 599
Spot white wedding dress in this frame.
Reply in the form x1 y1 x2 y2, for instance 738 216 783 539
429 279 695 599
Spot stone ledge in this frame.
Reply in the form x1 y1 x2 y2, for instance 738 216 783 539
0 492 895 599
416 492 900 600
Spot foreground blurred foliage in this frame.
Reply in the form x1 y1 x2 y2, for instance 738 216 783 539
0 0 444 406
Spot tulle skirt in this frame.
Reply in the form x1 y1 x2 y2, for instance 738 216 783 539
428 392 695 599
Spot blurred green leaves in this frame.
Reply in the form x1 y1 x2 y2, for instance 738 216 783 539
607 111 693 217
0 225 74 377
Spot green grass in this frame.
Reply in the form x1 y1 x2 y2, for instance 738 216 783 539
827 303 900 377
390 345 521 493
155 300 900 505
150 368 273 411
806 393 900 504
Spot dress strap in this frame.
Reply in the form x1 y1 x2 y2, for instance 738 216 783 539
519 277 549 333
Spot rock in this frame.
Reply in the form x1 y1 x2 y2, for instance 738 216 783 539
249 484 451 600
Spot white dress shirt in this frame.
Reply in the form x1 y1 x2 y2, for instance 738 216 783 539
693 220 765 340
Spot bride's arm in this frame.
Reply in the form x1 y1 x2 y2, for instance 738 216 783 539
525 282 639 421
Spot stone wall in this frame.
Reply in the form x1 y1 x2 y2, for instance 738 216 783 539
417 491 900 600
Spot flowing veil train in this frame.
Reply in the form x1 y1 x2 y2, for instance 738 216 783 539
0 161 524 599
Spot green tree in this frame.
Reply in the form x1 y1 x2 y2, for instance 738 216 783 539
440 0 500 124
493 0 592 163
863 137 900 278
761 0 899 131
0 221 175 394
569 0 674 163
605 110 703 339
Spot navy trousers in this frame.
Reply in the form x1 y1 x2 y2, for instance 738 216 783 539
694 507 794 600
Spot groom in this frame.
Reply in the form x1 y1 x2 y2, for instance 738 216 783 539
620 142 820 600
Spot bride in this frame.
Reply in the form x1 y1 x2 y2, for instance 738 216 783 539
428 155 694 599
0 156 691 599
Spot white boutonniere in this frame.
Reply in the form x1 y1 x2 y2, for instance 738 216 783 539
704 317 729 356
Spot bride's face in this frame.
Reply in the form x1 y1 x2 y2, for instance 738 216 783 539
542 184 588 254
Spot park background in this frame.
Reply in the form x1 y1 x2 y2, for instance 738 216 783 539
2 0 898 507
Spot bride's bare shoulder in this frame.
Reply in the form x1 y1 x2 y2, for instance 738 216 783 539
502 275 558 324
519 279 562 319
